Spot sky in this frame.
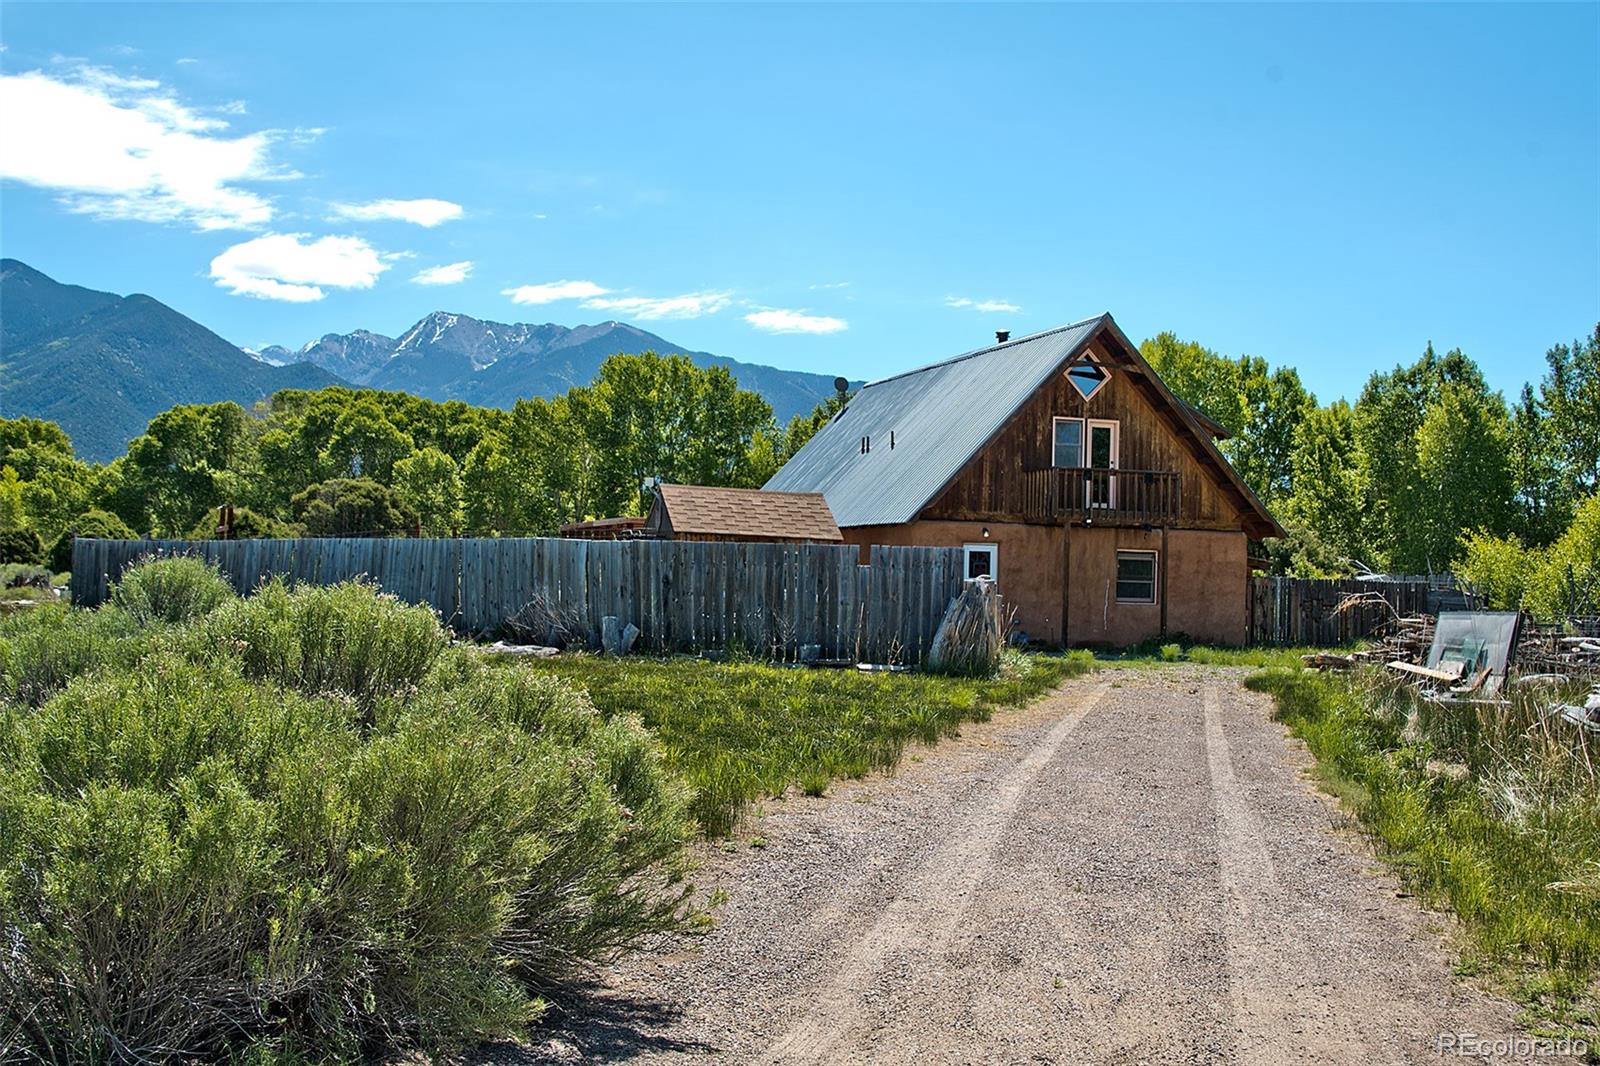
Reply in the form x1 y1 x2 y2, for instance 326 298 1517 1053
0 2 1595 404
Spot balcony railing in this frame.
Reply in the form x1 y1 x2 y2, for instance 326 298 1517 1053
1019 467 1182 525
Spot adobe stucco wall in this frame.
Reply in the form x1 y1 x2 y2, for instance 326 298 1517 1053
1164 529 1248 645
1065 527 1163 647
844 522 1248 649
1066 527 1247 646
841 521 1066 644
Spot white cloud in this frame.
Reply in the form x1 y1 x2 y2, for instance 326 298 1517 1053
809 281 851 291
583 291 731 321
502 280 734 321
502 279 609 305
0 67 287 230
945 296 1021 313
329 197 463 228
210 233 388 302
744 308 849 335
413 260 473 286
175 57 199 65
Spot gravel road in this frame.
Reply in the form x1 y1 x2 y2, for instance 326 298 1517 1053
510 667 1575 1064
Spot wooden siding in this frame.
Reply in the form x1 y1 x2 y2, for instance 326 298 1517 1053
69 537 964 665
1248 576 1431 645
921 336 1252 531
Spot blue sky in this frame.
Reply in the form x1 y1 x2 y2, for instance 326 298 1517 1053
1 2 1594 404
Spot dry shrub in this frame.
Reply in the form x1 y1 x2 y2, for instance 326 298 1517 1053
1 586 696 1062
503 592 590 649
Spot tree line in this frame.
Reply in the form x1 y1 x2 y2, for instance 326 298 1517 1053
2 329 1594 617
0 352 837 568
1141 324 1599 616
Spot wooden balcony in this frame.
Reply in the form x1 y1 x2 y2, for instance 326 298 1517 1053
1018 467 1182 526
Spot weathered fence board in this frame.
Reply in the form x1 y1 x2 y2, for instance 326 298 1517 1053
1247 576 1432 646
71 537 967 664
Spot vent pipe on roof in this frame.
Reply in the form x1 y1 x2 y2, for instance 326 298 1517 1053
995 330 1010 344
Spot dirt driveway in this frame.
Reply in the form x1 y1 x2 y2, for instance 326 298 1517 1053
516 667 1571 1064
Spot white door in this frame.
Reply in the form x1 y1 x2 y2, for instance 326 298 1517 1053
1087 419 1119 508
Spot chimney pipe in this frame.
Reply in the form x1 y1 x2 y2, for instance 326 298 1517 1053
995 330 1010 344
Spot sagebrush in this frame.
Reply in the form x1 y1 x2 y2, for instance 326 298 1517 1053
0 558 696 1062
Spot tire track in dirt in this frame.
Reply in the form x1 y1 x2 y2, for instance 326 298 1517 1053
756 680 1111 1064
1204 683 1371 1063
511 668 1564 1065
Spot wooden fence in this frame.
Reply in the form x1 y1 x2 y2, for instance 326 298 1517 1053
70 537 967 664
1248 576 1432 646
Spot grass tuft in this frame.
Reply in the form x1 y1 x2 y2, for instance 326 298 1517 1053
1248 667 1600 1045
521 648 1093 836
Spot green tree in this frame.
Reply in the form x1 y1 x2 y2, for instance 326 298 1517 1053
47 509 137 572
392 447 464 536
0 466 26 532
1540 325 1600 506
321 399 415 483
460 436 523 534
1506 384 1565 546
0 418 93 540
0 527 44 566
119 402 251 535
1228 358 1313 507
1410 382 1513 572
1282 401 1365 569
580 353 777 517
1455 529 1532 609
1139 333 1247 432
1140 334 1311 508
290 478 416 537
1352 344 1491 571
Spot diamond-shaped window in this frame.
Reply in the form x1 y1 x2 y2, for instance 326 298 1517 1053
1065 358 1109 401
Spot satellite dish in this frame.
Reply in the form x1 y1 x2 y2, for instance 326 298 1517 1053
833 376 849 394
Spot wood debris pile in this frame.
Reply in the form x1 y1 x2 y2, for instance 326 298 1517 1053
927 577 1011 677
1516 620 1600 679
1303 596 1600 716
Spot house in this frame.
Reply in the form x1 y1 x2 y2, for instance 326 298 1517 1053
764 314 1283 646
639 483 844 544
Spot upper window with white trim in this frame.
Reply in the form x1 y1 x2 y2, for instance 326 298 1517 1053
1052 417 1083 469
1065 355 1110 401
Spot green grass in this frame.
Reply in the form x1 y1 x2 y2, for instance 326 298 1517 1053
521 648 1095 835
1095 641 1346 671
1248 667 1600 1049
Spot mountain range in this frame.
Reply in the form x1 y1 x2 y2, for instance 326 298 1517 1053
0 259 342 463
0 259 852 463
255 312 850 418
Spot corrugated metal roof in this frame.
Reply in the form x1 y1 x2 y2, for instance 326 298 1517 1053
764 316 1106 526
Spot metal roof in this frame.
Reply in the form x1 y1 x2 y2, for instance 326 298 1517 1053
764 316 1106 526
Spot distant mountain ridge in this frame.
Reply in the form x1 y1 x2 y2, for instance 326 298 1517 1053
0 259 854 463
0 259 343 462
274 311 852 422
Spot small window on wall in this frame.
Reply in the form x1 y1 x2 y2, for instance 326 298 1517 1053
1065 356 1110 401
963 543 997 582
1115 550 1157 603
1052 417 1083 468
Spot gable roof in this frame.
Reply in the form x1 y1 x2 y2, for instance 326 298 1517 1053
765 316 1107 527
764 313 1283 539
649 484 843 541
